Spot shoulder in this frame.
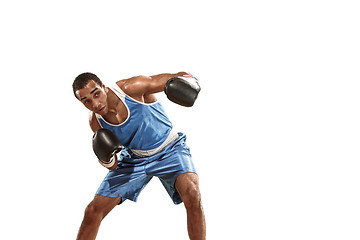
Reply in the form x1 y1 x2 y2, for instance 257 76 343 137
116 75 151 91
116 76 155 103
89 112 102 132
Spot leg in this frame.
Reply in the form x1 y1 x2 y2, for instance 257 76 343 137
76 195 122 240
175 172 206 240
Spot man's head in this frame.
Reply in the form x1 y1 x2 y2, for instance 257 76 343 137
73 72 103 97
73 72 109 115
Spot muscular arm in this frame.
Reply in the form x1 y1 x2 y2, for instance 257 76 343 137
117 72 188 103
89 112 102 132
89 113 118 170
148 72 188 93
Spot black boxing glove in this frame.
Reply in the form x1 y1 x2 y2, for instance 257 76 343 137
164 75 201 107
92 128 123 169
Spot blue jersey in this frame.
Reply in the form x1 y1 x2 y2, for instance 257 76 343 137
94 84 173 152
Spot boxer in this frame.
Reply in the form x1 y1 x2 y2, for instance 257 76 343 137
73 72 205 240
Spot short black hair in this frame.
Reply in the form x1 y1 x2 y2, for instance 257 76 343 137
73 72 103 99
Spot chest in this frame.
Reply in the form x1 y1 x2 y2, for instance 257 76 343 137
103 99 129 125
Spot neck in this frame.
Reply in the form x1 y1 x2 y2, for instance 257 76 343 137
104 87 120 116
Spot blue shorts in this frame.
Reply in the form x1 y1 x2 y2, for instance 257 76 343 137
96 133 196 205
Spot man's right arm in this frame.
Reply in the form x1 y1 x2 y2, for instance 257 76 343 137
89 113 119 170
92 128 122 170
89 112 102 132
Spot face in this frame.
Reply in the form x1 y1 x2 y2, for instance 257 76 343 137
75 80 109 115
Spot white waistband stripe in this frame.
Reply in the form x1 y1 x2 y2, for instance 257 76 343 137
130 128 178 157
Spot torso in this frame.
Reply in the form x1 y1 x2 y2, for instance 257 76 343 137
90 79 157 132
91 82 173 151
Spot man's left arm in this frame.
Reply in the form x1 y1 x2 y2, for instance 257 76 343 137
120 72 186 92
119 72 201 106
148 72 189 92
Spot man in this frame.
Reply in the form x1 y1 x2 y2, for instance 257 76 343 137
72 72 206 240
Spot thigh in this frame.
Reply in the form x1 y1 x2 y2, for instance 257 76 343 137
148 150 197 204
96 164 152 202
147 133 196 182
146 134 197 204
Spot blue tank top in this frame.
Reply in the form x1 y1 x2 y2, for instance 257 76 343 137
94 85 173 151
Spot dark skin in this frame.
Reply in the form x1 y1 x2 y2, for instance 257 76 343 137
75 72 206 240
76 73 186 169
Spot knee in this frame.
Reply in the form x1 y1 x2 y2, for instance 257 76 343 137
181 184 202 211
83 202 104 222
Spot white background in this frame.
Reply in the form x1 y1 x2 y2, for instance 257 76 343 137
1 0 359 239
